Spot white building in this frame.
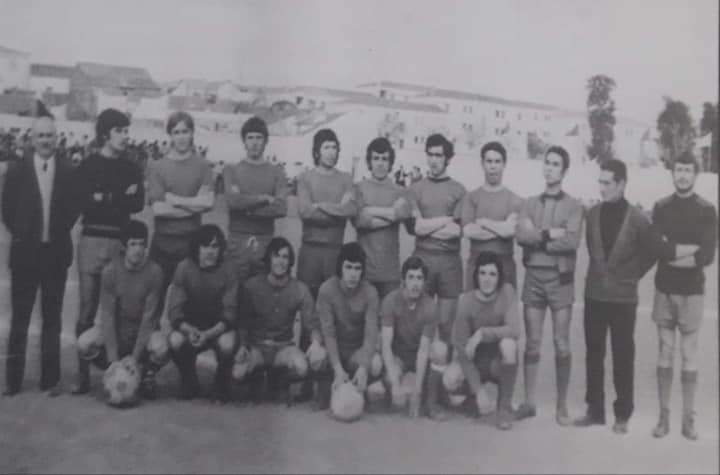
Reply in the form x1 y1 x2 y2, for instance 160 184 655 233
0 45 31 92
29 63 74 97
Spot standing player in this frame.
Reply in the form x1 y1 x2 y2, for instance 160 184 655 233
147 111 215 329
233 237 320 401
575 159 697 434
313 243 381 409
380 256 441 419
166 225 238 402
650 152 716 440
223 116 288 282
515 146 584 426
75 221 167 399
406 133 466 385
460 141 523 290
447 252 521 430
354 137 412 300
296 128 357 299
72 108 145 395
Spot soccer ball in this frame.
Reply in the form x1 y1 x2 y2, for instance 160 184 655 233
330 382 365 422
103 358 141 407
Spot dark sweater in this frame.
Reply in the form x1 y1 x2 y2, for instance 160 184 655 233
652 193 717 295
75 153 145 238
600 198 629 257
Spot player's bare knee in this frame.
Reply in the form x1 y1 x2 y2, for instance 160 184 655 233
370 352 383 379
499 338 517 364
217 332 237 358
442 361 464 393
285 348 309 378
430 340 449 367
168 331 187 352
553 335 571 359
147 331 170 366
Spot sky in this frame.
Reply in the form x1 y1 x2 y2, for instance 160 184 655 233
0 0 717 125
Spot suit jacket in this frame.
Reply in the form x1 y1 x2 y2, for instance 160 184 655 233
584 202 662 303
2 151 80 270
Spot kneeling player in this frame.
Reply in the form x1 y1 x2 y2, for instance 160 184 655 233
314 242 382 410
75 220 167 400
381 256 447 419
445 252 521 430
167 224 239 402
233 237 319 402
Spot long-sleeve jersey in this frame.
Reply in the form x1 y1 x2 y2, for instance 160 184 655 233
167 258 238 331
99 256 163 358
652 193 717 295
316 276 379 369
238 274 315 345
407 176 466 253
296 167 357 246
353 177 411 283
222 159 288 237
451 284 521 349
75 153 145 238
460 186 524 257
380 289 437 366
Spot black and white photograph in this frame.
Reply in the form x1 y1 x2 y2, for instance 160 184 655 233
0 0 717 473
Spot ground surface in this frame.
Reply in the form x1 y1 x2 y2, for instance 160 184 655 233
0 179 718 473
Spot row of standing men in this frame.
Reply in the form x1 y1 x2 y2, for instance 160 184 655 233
2 109 716 436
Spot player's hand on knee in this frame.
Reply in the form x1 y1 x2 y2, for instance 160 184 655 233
352 366 368 392
306 340 327 371
475 387 494 416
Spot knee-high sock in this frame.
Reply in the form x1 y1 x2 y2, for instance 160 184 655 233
681 370 698 416
657 366 673 411
523 353 540 405
498 363 518 411
555 355 571 408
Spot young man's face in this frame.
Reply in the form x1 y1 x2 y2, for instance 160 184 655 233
198 238 221 269
170 121 193 154
403 268 426 300
107 126 129 154
672 162 697 194
124 238 147 267
31 117 57 159
243 132 267 160
543 152 565 187
598 170 625 202
482 150 505 186
426 145 448 178
476 263 500 297
340 260 363 290
369 150 392 180
317 140 339 170
269 246 292 278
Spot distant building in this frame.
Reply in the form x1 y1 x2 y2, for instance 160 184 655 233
30 63 75 110
67 62 161 120
0 45 31 92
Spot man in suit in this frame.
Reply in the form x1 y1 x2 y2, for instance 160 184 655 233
2 114 80 396
574 158 698 434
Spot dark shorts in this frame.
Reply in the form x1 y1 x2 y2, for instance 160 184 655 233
369 280 401 301
227 233 272 283
297 243 340 296
473 342 502 383
413 249 463 299
521 267 574 311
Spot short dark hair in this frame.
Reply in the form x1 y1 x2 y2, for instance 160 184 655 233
189 224 226 265
545 145 570 172
121 220 148 246
401 255 428 281
166 111 195 134
263 236 295 274
480 141 507 163
472 252 504 292
95 108 130 145
241 116 269 140
673 151 700 173
365 137 396 171
312 128 340 165
335 242 366 278
425 133 454 160
600 158 628 183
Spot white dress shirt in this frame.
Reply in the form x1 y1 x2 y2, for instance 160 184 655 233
33 154 55 243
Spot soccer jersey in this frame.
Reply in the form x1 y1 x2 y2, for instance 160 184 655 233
146 149 213 236
296 168 356 246
354 177 411 283
223 159 288 237
167 258 238 331
239 274 315 345
316 276 379 368
452 284 521 349
380 289 437 366
652 193 718 295
460 186 523 257
99 256 163 349
408 176 466 253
